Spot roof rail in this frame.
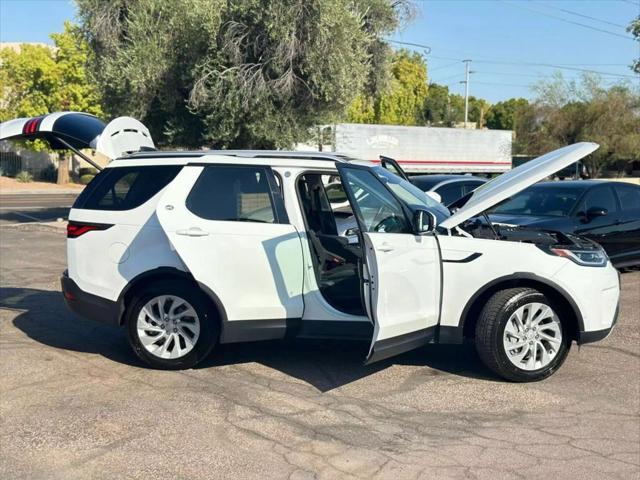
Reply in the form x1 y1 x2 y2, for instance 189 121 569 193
122 149 350 162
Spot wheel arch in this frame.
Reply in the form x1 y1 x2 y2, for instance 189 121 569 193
459 273 583 342
116 267 227 326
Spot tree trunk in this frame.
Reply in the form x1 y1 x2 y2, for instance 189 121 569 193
57 152 69 185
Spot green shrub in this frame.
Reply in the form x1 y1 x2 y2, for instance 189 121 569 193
0 166 5 177
79 174 95 185
16 171 33 183
40 164 58 182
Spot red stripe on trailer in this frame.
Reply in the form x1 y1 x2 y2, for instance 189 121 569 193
371 159 511 166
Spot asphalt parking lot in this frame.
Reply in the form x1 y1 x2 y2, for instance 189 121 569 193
0 226 638 480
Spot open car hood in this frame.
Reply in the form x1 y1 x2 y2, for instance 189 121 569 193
439 142 599 230
0 111 154 160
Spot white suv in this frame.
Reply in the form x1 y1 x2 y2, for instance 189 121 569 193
1 112 620 381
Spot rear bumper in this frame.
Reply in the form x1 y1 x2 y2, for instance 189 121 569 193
61 271 121 326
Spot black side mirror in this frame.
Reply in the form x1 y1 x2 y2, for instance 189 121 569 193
413 209 436 234
586 206 608 219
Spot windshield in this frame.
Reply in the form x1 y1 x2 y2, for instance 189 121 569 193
490 185 585 217
372 166 451 222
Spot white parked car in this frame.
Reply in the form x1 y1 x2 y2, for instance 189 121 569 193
1 112 620 381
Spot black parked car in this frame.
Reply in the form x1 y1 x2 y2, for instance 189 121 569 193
487 180 640 268
378 157 486 206
410 174 487 206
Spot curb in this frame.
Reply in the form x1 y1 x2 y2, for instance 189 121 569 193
0 220 67 233
0 190 82 195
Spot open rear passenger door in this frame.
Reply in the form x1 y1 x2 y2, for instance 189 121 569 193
156 163 305 340
336 163 442 364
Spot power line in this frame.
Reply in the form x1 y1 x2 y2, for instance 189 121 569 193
473 70 619 82
427 54 629 67
502 0 635 41
387 39 638 79
428 61 460 72
534 2 627 29
427 54 638 78
436 72 464 82
474 81 531 88
387 39 432 53
471 60 637 78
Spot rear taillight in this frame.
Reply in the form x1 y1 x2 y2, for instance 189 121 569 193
67 221 113 238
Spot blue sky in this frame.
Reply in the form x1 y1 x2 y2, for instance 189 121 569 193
1 0 638 103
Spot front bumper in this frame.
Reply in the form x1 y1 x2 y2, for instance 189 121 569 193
578 303 619 345
61 271 121 326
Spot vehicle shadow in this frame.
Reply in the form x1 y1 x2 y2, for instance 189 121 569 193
198 339 496 391
4 286 497 391
3 287 142 367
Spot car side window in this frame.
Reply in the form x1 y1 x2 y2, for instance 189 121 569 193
73 165 182 211
463 181 483 195
186 165 281 223
436 183 464 205
343 168 410 234
325 182 348 204
576 186 618 214
614 184 640 211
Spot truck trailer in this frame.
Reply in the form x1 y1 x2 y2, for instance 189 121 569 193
325 123 513 175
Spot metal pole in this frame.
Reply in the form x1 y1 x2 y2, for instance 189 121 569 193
51 135 103 171
463 59 471 126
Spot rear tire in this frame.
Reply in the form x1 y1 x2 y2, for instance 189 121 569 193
125 280 219 370
475 288 570 382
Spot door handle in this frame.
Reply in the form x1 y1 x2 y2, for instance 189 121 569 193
176 227 209 237
377 243 394 252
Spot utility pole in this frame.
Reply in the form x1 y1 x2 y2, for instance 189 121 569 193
461 59 473 127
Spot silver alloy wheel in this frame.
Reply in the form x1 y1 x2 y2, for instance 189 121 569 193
502 302 562 371
137 295 200 359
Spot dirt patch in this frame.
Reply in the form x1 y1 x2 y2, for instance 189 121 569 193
0 176 85 192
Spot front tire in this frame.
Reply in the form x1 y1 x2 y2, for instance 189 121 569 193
475 288 570 382
125 280 219 369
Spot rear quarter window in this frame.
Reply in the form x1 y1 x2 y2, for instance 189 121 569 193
73 165 182 210
614 184 640 211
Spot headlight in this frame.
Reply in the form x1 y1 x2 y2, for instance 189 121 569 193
549 247 608 267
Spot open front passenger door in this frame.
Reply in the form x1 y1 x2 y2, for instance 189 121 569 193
336 163 442 364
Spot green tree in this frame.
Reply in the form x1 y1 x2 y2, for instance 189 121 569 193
468 96 490 128
485 98 530 130
628 16 640 74
375 50 428 125
0 45 58 120
422 83 451 125
520 74 640 177
0 21 103 183
347 49 428 125
76 0 411 148
422 84 484 127
50 23 103 116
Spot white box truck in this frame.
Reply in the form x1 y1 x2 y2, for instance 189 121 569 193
328 123 513 174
